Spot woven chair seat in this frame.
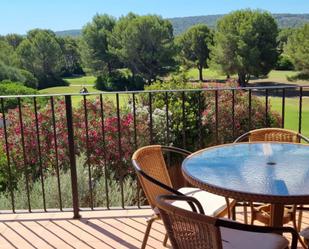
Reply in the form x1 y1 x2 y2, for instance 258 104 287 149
173 187 228 217
221 227 289 249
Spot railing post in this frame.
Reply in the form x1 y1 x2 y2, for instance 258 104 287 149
65 95 81 219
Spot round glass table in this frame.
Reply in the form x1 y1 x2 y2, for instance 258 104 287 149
182 142 309 227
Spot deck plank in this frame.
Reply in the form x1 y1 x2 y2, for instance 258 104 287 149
0 208 306 248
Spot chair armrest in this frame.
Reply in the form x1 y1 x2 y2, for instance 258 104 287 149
132 160 198 213
233 132 250 143
216 219 298 249
299 133 309 143
161 146 191 156
157 194 205 214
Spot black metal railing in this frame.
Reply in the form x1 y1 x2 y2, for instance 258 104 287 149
0 85 307 217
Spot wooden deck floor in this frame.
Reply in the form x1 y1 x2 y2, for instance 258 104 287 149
0 207 307 249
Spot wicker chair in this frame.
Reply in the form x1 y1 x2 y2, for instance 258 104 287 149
234 128 309 231
132 145 236 249
157 194 298 249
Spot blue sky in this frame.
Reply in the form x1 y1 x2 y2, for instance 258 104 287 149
1 0 309 35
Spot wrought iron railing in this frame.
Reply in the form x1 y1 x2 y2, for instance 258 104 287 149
0 85 307 217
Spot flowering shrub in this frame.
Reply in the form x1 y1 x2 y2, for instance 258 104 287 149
202 89 281 145
146 80 281 149
74 98 135 178
0 98 71 185
0 83 281 199
74 97 172 178
145 80 205 151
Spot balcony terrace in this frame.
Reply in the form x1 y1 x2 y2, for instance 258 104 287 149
0 85 308 248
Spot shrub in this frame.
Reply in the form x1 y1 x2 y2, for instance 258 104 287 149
95 71 144 91
0 156 140 209
0 61 38 88
19 69 38 89
146 79 281 149
0 144 10 192
202 83 281 144
145 79 205 151
0 61 25 83
275 54 294 70
37 74 69 89
0 81 38 111
74 97 135 178
0 99 71 181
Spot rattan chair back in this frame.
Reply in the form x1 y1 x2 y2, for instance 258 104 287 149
234 128 309 143
132 145 174 209
157 195 222 249
157 195 298 249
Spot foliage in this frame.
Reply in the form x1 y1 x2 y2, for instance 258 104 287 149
0 40 38 87
4 34 24 50
95 71 144 91
0 99 71 183
19 69 38 89
0 157 139 209
0 81 38 110
146 79 281 149
210 9 279 86
285 23 309 77
0 144 10 192
0 40 18 67
73 98 135 178
277 28 295 53
145 78 204 151
58 36 84 76
111 14 177 83
176 24 213 81
17 29 66 89
202 83 281 144
80 14 116 76
275 54 294 70
0 61 25 83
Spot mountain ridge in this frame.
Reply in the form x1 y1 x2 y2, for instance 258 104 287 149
55 13 309 37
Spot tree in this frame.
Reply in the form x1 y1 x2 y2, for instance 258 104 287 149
111 14 177 83
277 28 295 54
58 37 83 76
285 24 309 77
0 40 38 88
176 24 213 81
0 40 18 67
4 34 24 50
80 14 116 76
210 10 278 86
0 81 38 111
17 29 65 89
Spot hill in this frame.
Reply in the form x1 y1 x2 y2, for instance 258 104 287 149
55 29 81 37
170 13 309 35
55 13 309 37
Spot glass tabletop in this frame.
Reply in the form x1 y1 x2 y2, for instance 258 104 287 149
182 142 309 198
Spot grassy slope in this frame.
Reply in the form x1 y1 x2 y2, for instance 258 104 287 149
63 76 96 85
39 83 130 107
270 97 309 137
187 68 309 85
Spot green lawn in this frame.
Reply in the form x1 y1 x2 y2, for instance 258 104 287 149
64 76 96 86
39 85 130 107
186 68 309 85
270 97 309 137
186 68 227 81
39 85 98 94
